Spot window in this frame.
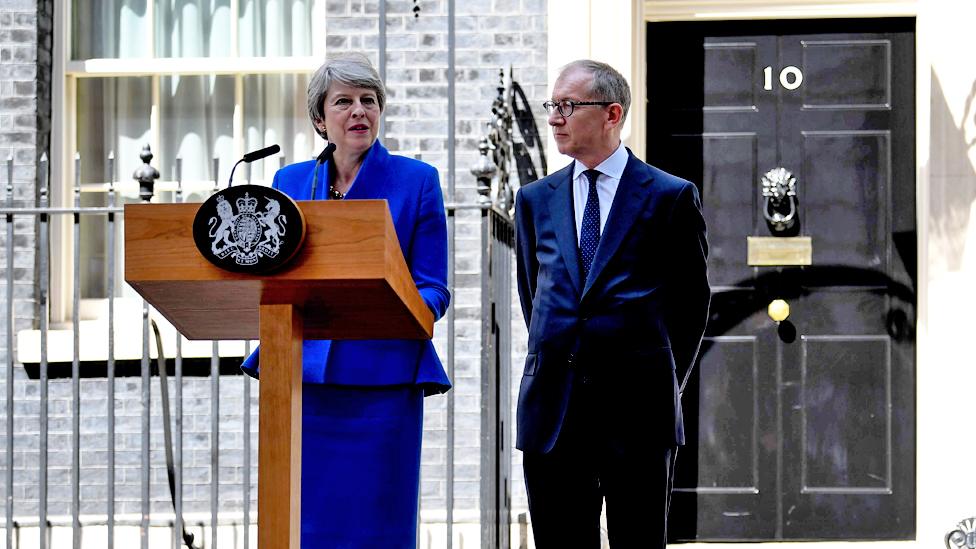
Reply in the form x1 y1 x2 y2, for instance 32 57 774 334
53 0 325 326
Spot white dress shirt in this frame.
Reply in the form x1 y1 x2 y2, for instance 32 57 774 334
572 141 628 245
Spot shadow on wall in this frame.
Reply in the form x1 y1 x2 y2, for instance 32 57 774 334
928 70 976 274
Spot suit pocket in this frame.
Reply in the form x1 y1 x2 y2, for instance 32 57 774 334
523 352 538 376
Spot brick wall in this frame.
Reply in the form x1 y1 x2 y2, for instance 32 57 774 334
0 0 42 523
0 0 40 278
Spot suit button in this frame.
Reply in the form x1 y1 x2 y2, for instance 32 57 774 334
567 353 576 368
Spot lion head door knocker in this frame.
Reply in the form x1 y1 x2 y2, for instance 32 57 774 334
761 167 798 233
947 517 976 549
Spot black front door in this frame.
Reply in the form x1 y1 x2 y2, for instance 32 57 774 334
646 18 916 541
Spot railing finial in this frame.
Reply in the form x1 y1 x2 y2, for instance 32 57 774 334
132 144 160 203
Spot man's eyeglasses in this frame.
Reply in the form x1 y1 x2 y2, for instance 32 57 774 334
542 99 613 118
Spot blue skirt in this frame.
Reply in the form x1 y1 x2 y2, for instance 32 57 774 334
301 384 423 549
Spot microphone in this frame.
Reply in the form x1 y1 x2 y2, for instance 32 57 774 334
242 144 281 163
316 142 336 164
228 144 281 187
310 143 337 200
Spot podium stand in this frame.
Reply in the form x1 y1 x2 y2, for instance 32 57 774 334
124 200 433 549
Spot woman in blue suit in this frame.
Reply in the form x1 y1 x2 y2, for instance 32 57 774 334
241 54 451 548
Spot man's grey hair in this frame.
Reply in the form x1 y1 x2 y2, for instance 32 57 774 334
307 53 386 140
561 59 631 122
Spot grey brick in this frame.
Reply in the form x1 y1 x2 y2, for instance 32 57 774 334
479 15 528 32
456 32 491 49
457 0 491 16
0 60 34 78
0 98 32 112
7 28 32 42
325 34 346 48
521 31 545 48
405 49 447 65
13 13 34 26
326 0 349 14
418 67 443 82
493 32 518 46
11 45 33 62
328 16 376 31
493 0 519 12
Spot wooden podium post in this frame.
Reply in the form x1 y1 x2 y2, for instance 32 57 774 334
258 304 303 549
125 200 433 549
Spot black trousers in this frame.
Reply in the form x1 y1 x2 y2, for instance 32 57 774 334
523 376 677 549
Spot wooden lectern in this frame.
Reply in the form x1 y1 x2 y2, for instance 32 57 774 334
124 200 433 549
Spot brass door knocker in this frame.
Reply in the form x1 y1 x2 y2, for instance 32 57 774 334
761 167 798 232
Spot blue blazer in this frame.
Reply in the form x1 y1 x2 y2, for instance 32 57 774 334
514 149 710 453
242 140 452 395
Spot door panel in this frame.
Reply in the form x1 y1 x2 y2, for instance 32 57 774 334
801 40 892 108
703 43 762 109
647 18 916 541
802 130 889 268
673 323 779 540
779 289 915 539
800 335 891 492
692 133 759 285
689 336 760 491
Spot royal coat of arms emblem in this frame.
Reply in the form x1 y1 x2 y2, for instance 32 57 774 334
947 518 976 549
192 185 306 274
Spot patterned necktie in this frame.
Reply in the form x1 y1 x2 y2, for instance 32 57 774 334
579 169 602 281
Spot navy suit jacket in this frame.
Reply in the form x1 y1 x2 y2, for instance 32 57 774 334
515 149 709 453
242 140 452 395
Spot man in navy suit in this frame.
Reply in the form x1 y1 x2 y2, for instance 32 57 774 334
515 59 710 548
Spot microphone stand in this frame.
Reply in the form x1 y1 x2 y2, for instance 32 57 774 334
227 144 281 187
310 143 337 200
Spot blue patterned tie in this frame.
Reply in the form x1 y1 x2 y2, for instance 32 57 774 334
579 169 601 281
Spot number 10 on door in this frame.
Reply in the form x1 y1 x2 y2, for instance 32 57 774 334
764 66 803 90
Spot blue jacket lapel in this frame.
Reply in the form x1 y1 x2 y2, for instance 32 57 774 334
547 164 583 296
581 150 655 299
338 139 389 200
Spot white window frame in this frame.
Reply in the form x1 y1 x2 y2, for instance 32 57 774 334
46 0 325 357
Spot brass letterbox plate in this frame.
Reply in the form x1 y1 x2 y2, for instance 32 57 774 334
747 236 812 266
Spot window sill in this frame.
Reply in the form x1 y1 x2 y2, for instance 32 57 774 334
16 297 254 365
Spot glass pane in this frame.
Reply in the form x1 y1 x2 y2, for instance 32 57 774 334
159 75 235 192
237 0 317 57
77 78 153 186
76 77 152 300
73 0 152 59
156 0 232 58
243 73 318 185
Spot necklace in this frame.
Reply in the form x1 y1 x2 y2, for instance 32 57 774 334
328 184 345 200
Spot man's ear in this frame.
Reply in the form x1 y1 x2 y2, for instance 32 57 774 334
606 103 625 128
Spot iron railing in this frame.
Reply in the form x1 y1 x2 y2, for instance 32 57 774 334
0 147 517 548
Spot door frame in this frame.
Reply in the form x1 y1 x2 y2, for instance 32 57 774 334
634 2 936 548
